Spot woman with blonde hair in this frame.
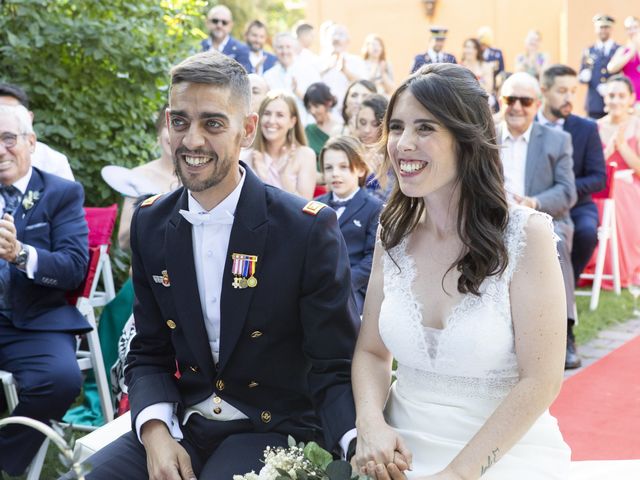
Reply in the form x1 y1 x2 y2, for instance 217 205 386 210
362 34 395 95
246 90 317 199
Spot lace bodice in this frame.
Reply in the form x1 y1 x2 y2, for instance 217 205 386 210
379 207 552 401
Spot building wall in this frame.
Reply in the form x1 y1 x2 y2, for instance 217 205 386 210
305 0 639 115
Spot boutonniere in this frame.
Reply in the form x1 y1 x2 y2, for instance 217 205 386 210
21 190 41 211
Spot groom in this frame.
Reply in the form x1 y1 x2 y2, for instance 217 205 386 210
81 51 359 479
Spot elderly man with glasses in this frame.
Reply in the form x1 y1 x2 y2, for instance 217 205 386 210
0 104 89 476
201 5 252 73
496 72 578 370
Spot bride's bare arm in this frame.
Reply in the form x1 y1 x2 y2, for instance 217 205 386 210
352 240 413 473
438 214 567 480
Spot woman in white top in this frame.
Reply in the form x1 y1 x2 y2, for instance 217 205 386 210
362 34 395 96
246 90 316 199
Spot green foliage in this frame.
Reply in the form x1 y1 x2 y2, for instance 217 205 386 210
304 441 333 470
0 0 206 208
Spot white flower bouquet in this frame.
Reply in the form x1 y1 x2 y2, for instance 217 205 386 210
234 436 367 480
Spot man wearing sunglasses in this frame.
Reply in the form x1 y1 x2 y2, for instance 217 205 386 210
201 5 252 74
496 72 578 369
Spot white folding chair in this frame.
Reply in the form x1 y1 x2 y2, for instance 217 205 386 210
577 163 624 310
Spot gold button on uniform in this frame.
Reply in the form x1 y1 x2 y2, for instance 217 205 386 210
248 381 259 388
216 379 225 391
166 319 176 329
250 330 263 338
261 411 271 423
213 396 222 404
600 77 606 83
601 68 607 74
213 407 222 414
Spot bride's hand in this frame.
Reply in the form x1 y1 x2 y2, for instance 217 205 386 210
353 420 412 476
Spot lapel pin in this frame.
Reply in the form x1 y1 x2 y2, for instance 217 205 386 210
232 253 258 289
153 270 171 287
353 219 362 228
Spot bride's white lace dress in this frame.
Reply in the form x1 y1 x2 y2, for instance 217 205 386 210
379 207 571 478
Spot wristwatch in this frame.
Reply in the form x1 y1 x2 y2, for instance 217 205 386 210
11 242 29 268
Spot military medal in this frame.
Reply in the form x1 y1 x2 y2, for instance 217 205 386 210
231 253 258 289
161 270 170 287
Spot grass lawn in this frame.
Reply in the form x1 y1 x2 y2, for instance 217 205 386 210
4 288 637 479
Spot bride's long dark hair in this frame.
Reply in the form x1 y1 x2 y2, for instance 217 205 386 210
379 63 509 296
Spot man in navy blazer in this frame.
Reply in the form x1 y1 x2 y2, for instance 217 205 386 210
538 65 606 368
244 20 278 75
79 51 358 479
579 14 619 119
411 26 457 73
201 5 253 73
0 104 89 476
316 187 383 314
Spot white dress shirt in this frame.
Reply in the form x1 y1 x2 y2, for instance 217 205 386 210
331 188 359 219
0 167 39 278
500 122 533 199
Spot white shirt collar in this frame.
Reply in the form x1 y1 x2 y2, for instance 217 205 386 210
537 110 565 128
332 188 359 203
12 167 33 195
596 39 615 52
186 166 245 218
501 121 534 143
214 35 230 52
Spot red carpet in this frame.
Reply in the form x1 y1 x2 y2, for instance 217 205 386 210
551 335 640 461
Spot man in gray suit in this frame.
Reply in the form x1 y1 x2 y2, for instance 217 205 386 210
496 72 579 369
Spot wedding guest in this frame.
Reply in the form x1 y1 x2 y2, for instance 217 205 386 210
315 136 383 314
200 5 252 73
514 30 550 79
354 93 392 201
248 73 269 114
245 90 316 199
340 79 377 136
410 26 457 73
607 16 640 103
592 75 640 287
460 38 495 96
102 106 179 251
263 32 321 125
351 63 570 478
303 82 339 158
244 20 277 75
0 84 75 181
295 21 321 71
320 24 367 109
477 26 505 78
361 34 394 96
579 14 620 119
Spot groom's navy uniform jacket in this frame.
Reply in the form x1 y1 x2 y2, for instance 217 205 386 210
126 164 359 451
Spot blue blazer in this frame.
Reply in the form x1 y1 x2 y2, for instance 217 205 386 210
261 51 278 74
580 44 619 116
315 188 383 313
127 164 358 451
9 167 90 333
411 51 457 73
563 114 606 206
201 36 253 73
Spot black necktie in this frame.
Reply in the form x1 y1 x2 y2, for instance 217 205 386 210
1 185 21 216
329 198 351 210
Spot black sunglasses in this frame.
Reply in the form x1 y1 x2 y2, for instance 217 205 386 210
209 18 229 26
502 96 535 107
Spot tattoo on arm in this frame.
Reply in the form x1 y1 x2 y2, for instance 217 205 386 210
480 448 500 476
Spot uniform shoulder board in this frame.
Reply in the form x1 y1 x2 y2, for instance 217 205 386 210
302 200 326 216
140 194 162 208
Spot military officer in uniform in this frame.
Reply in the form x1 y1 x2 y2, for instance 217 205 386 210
579 14 620 119
410 26 457 73
76 51 359 480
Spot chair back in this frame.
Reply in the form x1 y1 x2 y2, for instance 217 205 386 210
66 204 118 304
593 162 618 200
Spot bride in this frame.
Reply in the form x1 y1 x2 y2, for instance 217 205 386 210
351 64 571 479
